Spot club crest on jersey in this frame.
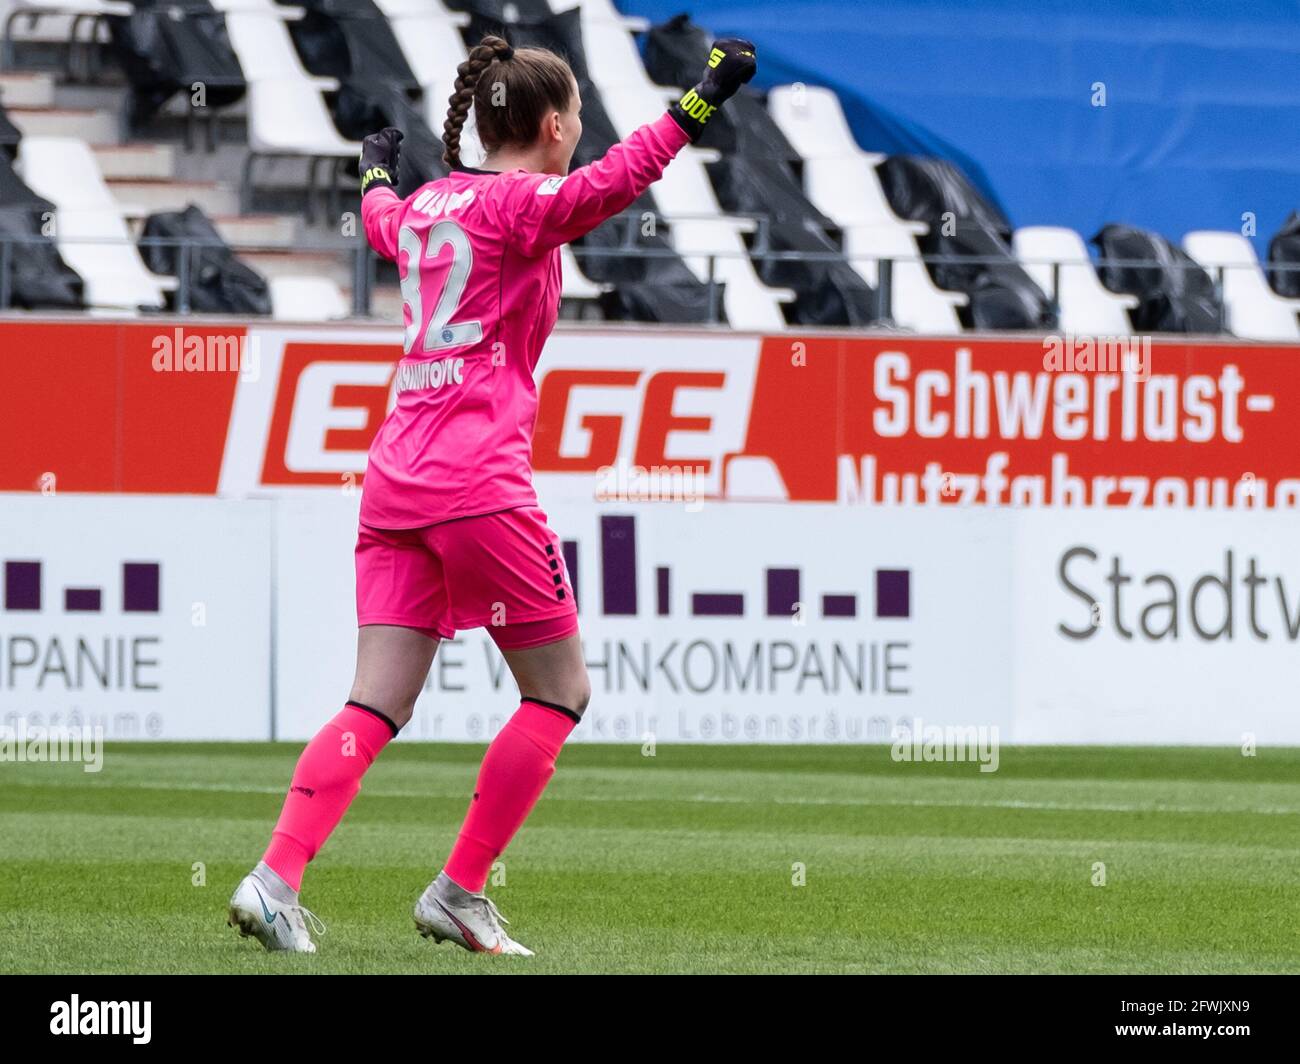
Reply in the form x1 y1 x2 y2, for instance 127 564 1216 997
537 176 567 196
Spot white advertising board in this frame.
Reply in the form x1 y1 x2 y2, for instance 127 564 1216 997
1010 509 1300 744
273 495 1015 743
0 495 272 739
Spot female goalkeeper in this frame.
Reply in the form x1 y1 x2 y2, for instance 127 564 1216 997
229 33 755 956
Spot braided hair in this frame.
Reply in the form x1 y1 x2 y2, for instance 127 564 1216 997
442 35 576 169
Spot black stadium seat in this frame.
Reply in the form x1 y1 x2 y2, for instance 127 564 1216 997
878 154 1055 330
0 152 85 309
105 0 246 135
1092 223 1224 334
139 203 272 315
0 98 20 160
287 0 420 96
1267 211 1300 298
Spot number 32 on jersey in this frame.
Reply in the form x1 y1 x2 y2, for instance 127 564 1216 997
397 220 484 356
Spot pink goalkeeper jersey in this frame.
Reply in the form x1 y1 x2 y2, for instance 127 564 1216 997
359 112 691 529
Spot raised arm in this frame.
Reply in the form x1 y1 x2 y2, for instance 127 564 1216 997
359 127 405 261
507 38 758 258
507 113 690 257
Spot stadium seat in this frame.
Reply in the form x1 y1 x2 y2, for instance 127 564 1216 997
560 243 605 299
804 155 925 234
768 84 869 162
668 217 793 329
16 134 167 310
372 0 468 20
241 79 360 172
0 0 132 68
578 17 663 91
388 13 469 90
270 275 348 320
844 222 966 333
16 131 114 209
222 11 334 86
1013 226 1138 335
599 83 682 142
767 84 923 242
224 12 361 217
206 0 305 14
1183 230 1300 341
569 0 651 32
1093 224 1224 334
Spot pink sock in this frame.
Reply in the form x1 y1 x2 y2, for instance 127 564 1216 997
262 703 397 891
444 699 578 893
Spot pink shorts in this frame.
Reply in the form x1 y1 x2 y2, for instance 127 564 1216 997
355 505 579 650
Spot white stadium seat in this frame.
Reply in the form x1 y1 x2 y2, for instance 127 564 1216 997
50 209 171 311
222 12 333 86
224 12 360 214
579 18 662 91
388 13 468 90
242 79 357 158
768 84 871 162
1183 230 1300 341
566 0 651 32
600 83 678 142
372 0 468 22
844 222 967 333
668 218 793 330
270 275 349 320
16 136 167 310
804 155 924 233
1013 226 1138 335
207 0 305 15
767 83 922 244
561 244 605 300
15 132 116 209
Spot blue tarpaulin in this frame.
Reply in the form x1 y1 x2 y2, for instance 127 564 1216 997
619 0 1300 253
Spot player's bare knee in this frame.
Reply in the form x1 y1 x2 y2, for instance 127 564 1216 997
346 688 414 731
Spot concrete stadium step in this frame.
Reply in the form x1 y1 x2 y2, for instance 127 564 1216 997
94 143 176 181
0 72 57 109
110 179 240 218
330 287 402 321
7 106 117 144
367 287 403 321
212 214 298 248
241 250 353 286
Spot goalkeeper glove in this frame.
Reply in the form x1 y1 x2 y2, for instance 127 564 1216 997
667 38 757 142
359 127 402 195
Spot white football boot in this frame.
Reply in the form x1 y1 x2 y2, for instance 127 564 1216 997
228 869 325 953
413 871 534 956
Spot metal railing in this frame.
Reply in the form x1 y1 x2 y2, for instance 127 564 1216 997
0 226 1296 331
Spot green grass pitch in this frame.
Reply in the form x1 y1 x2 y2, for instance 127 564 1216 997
1 742 1296 974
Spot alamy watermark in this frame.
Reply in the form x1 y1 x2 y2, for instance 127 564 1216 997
891 716 1000 772
151 328 260 382
0 721 104 772
1042 333 1151 381
595 462 706 510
